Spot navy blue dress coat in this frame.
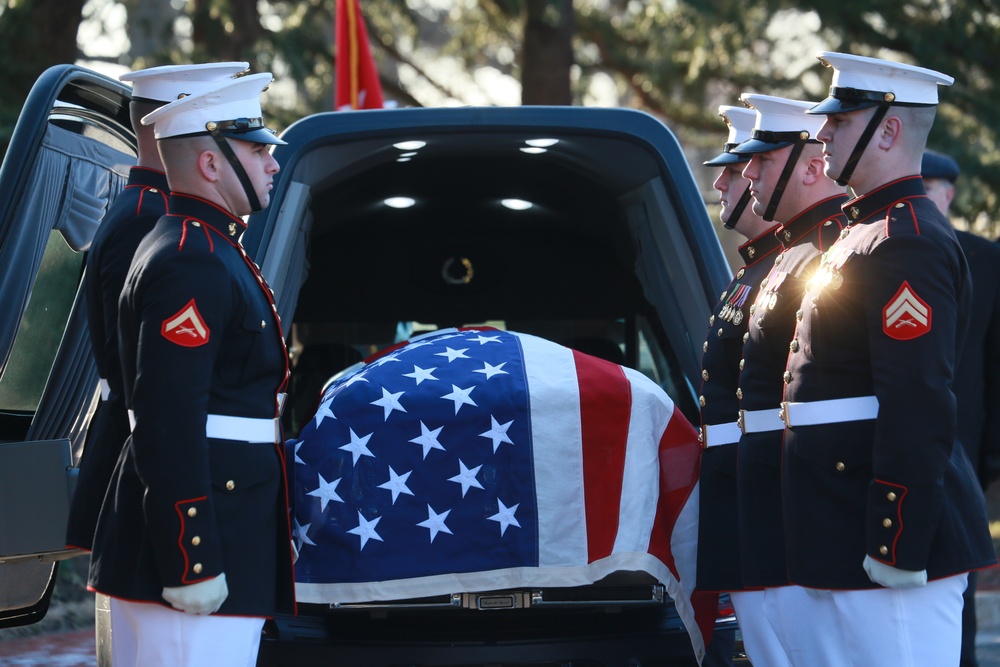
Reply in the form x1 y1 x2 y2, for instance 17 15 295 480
67 167 169 551
736 195 845 587
781 176 996 589
89 193 296 617
696 225 780 592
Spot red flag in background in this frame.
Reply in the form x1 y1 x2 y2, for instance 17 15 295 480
335 0 385 110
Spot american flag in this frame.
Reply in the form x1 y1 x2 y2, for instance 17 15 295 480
287 328 709 656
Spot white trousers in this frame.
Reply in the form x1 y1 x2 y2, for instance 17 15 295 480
763 574 967 667
730 589 792 667
762 585 851 667
109 597 265 667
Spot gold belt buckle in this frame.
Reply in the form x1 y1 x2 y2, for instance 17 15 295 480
738 410 747 435
698 426 708 450
779 401 791 428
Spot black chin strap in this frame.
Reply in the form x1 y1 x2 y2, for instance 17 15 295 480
725 182 754 230
208 130 263 213
763 138 815 222
834 102 891 187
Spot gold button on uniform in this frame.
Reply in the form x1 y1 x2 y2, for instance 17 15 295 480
739 359 745 371
261 320 267 329
193 563 203 574
879 546 888 556
835 462 846 472
187 507 197 517
882 518 893 528
790 340 799 352
887 492 897 502
703 341 708 353
702 370 710 381
742 333 749 344
226 480 235 491
783 371 792 383
699 395 706 407
736 388 743 400
191 536 201 546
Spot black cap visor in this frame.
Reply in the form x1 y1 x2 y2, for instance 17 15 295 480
211 117 286 145
733 129 815 155
807 86 898 115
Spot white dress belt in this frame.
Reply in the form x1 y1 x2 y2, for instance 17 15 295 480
780 395 879 428
98 378 110 401
740 407 785 434
700 421 742 448
127 410 280 443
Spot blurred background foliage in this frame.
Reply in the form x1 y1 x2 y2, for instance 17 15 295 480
1 0 998 236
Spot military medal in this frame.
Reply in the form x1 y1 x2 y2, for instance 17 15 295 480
826 248 853 290
723 283 752 325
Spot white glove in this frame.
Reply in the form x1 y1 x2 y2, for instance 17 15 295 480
162 573 229 615
863 555 927 589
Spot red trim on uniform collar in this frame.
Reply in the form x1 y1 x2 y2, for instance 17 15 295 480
737 224 782 266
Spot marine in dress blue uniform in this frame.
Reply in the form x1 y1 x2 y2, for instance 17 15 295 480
695 105 789 667
733 94 849 667
66 62 248 552
88 73 294 667
734 94 846 588
780 52 996 666
697 105 780 593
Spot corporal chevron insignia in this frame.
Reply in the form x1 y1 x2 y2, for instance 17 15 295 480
882 281 931 340
160 298 210 347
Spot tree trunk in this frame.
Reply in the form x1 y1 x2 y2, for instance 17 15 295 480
521 0 573 105
190 0 263 68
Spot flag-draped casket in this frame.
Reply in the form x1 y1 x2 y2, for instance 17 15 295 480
287 328 707 655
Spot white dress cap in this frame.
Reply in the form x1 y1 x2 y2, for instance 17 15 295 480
809 52 954 113
703 104 758 166
120 62 250 103
140 72 284 145
734 94 823 154
722 105 757 145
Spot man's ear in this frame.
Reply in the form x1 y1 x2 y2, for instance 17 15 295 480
802 153 827 185
878 115 902 151
198 148 221 182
